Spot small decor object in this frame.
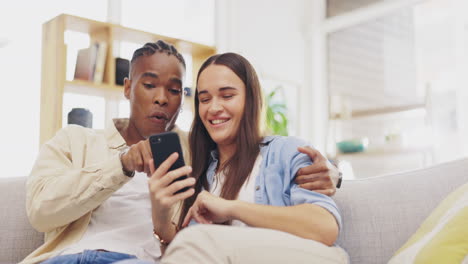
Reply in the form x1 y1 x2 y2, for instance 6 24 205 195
74 43 99 81
336 138 369 153
184 87 192 97
68 108 93 128
93 42 108 84
115 58 130 85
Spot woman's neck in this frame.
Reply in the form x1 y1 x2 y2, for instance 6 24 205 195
217 143 237 172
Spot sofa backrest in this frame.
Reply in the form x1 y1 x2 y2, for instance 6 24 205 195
0 177 43 264
334 158 468 264
2 159 468 264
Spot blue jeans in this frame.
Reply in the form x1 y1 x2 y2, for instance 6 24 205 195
41 250 137 264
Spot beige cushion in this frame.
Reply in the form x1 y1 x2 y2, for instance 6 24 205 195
389 182 468 264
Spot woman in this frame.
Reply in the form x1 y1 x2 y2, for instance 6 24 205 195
143 53 348 264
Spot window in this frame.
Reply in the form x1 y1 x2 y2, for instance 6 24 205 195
0 1 106 178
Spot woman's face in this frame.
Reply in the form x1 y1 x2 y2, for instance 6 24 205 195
197 64 246 147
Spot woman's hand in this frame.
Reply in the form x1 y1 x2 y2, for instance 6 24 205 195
182 191 236 227
148 152 195 230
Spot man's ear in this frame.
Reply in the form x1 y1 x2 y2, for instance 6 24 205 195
124 77 131 99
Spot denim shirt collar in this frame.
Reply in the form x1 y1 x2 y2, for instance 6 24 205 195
206 136 278 185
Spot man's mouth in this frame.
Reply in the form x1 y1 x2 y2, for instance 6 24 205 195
149 112 169 122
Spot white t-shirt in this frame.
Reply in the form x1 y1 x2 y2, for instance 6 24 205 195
60 172 161 262
210 155 263 227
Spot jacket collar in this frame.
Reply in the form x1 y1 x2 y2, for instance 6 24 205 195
105 118 182 150
208 136 278 161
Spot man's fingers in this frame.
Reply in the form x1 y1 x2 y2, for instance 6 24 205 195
133 151 145 172
299 182 336 197
295 173 327 184
297 161 330 176
142 141 153 175
314 189 336 197
298 146 326 163
299 181 329 191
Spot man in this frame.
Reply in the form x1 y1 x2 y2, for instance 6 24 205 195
22 40 340 264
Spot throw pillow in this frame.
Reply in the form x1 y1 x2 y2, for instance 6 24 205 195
389 182 468 264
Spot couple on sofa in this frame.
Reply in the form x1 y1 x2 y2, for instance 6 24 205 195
23 40 348 264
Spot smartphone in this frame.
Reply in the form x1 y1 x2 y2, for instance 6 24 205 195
149 132 189 194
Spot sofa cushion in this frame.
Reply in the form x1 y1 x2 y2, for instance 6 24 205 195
388 181 468 264
0 177 43 264
334 158 468 264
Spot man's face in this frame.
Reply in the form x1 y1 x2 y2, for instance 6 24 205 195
124 52 185 139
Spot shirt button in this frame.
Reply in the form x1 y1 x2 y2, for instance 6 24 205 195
255 186 260 191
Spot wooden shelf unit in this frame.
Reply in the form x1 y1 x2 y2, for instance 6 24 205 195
40 14 215 145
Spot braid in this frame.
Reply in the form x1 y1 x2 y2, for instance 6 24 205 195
130 40 186 78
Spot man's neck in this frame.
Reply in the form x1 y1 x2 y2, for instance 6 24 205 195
114 118 173 146
115 119 145 146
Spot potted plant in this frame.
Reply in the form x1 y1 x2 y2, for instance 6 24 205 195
265 86 288 136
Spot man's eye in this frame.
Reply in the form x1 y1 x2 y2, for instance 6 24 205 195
143 83 154 88
169 88 182 94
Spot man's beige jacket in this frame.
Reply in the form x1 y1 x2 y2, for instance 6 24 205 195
21 119 188 264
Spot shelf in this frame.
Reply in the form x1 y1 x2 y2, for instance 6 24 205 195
330 103 426 120
66 79 122 90
40 14 216 145
336 145 432 157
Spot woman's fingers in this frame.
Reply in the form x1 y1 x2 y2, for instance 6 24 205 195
152 152 179 179
164 174 195 194
167 187 195 205
182 207 195 227
148 159 155 177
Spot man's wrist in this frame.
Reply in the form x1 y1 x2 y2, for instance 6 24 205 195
119 149 134 177
336 172 343 188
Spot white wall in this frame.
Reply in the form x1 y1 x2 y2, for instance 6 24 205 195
0 1 107 178
216 0 307 83
215 0 321 141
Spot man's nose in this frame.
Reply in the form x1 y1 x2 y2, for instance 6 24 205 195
153 88 168 106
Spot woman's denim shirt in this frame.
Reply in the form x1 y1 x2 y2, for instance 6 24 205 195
205 136 342 231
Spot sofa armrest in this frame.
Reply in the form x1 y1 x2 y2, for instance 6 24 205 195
334 158 468 264
0 177 43 264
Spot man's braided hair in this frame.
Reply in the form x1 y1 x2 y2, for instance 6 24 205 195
130 40 186 78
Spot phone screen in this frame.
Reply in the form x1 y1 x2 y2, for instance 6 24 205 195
150 132 189 194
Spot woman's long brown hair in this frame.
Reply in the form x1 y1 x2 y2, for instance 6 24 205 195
178 53 263 228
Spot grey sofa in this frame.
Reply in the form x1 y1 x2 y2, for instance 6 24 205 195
1 158 468 264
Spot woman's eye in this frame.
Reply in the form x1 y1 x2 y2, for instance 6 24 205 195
199 97 210 103
223 94 234 99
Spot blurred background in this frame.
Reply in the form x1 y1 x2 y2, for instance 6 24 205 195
1 0 468 180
